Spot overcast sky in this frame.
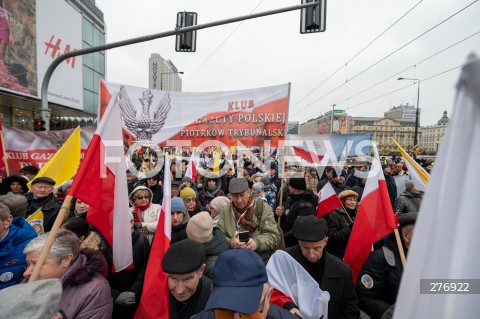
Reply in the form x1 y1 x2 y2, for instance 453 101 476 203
95 0 479 126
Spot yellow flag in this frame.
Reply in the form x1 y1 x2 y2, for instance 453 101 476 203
391 138 429 192
26 209 44 235
28 126 81 188
213 148 221 175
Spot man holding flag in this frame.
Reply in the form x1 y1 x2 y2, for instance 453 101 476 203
24 177 62 232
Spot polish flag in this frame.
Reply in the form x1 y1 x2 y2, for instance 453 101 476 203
292 146 324 164
135 153 172 319
316 182 343 218
68 93 132 271
185 153 197 182
343 143 397 282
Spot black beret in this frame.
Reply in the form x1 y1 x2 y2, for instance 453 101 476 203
162 239 206 274
31 177 56 186
398 212 418 228
171 180 182 187
293 215 328 242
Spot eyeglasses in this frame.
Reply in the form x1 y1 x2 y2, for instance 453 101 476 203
184 197 196 203
135 196 149 200
213 290 268 319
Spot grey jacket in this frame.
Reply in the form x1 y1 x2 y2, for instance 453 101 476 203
394 191 422 214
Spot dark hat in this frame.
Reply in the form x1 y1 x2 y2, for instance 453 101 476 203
260 176 270 187
31 177 55 186
162 239 206 275
19 165 39 175
228 178 249 194
0 194 28 218
182 176 192 182
171 180 181 187
293 215 328 242
288 174 306 191
405 180 414 191
398 212 418 228
270 163 277 170
205 249 268 314
382 164 390 170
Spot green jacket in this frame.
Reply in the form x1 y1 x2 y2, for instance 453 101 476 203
218 199 280 263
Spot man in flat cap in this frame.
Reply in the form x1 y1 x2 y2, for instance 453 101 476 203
162 239 212 319
272 215 359 319
356 212 418 319
275 173 318 247
192 249 298 319
218 178 280 264
24 177 63 232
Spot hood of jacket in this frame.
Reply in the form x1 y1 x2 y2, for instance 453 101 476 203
129 185 154 206
0 216 37 257
202 176 222 198
61 249 106 288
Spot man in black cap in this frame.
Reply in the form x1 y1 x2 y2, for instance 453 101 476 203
277 215 359 319
356 212 418 319
19 165 39 181
217 178 280 263
24 177 63 232
162 239 212 319
275 173 318 247
192 249 298 319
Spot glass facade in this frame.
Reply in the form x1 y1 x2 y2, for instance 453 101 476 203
82 18 105 115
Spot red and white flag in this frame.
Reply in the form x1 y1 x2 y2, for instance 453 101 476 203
316 182 343 218
135 153 172 319
68 93 132 271
184 153 197 182
292 146 324 164
343 142 396 281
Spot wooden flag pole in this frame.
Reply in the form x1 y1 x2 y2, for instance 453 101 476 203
0 119 10 176
394 228 407 268
28 195 73 282
277 146 287 225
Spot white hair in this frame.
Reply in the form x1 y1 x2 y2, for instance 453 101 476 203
24 229 80 262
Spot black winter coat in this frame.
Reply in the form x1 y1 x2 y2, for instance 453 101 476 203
171 222 188 244
203 229 230 279
148 184 163 205
284 245 360 319
394 191 422 214
24 192 63 232
280 189 318 247
170 276 212 319
109 229 151 319
356 234 405 319
384 175 397 209
191 303 299 319
324 207 357 260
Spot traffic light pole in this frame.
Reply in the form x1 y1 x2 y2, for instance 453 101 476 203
40 1 320 130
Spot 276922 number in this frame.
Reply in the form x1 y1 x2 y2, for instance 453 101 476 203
429 282 470 292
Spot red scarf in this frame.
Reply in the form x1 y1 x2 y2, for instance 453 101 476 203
133 203 151 222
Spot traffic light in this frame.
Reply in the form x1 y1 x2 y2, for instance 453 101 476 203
300 0 327 34
34 118 46 131
176 12 197 52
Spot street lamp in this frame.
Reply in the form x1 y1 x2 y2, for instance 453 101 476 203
161 71 184 90
398 77 420 159
330 103 336 134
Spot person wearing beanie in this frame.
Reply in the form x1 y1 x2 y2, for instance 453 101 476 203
275 173 318 247
19 165 39 181
251 182 267 202
0 202 38 289
330 170 351 194
181 187 205 218
162 239 212 319
394 180 423 215
24 177 63 232
260 176 277 211
187 211 229 280
0 175 29 195
323 190 358 260
382 164 397 209
208 196 230 227
171 196 190 244
128 186 161 244
356 212 418 319
269 216 359 319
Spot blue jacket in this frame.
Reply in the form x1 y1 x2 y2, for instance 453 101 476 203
0 217 37 289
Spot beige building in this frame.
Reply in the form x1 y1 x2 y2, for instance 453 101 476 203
298 110 353 135
419 111 449 154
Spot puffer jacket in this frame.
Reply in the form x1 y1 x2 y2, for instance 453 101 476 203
394 191 422 214
59 249 113 319
0 217 37 289
203 229 230 279
218 199 280 263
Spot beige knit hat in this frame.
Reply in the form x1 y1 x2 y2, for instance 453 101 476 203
0 194 29 218
186 211 213 244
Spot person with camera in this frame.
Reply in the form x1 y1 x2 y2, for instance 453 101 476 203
217 178 280 264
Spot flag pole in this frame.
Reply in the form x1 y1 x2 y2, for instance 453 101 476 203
394 228 407 268
0 119 10 176
28 196 72 282
341 205 354 224
277 147 287 225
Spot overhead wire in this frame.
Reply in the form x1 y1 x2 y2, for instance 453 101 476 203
290 0 479 119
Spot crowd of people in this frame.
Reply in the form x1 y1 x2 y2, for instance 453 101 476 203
0 154 431 319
